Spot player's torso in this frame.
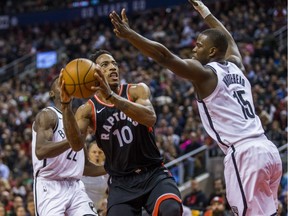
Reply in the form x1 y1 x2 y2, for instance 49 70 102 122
89 84 162 176
197 62 264 154
32 106 85 180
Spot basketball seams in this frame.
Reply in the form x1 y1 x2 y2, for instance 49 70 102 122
63 67 76 96
76 59 84 98
82 61 95 92
63 58 96 98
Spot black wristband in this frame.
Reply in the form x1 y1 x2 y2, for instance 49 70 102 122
105 92 114 100
60 100 71 105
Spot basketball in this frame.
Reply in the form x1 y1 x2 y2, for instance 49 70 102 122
62 58 99 98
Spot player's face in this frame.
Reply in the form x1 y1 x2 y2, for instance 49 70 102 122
49 78 61 101
96 54 120 88
192 33 213 65
88 143 105 165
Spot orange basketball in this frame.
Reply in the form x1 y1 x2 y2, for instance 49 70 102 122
62 58 99 98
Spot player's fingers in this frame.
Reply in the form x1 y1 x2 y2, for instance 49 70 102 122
95 64 105 79
90 86 101 92
93 70 105 85
113 29 121 37
110 19 119 29
61 80 65 89
59 70 64 84
121 8 128 23
110 11 122 23
93 71 101 81
188 0 199 6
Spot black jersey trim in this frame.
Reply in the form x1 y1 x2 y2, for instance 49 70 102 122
43 158 47 168
92 84 125 107
34 175 40 216
231 145 247 216
52 106 62 114
198 100 229 148
126 84 132 101
205 64 217 74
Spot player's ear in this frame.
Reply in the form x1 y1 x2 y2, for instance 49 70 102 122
209 47 217 57
49 90 55 99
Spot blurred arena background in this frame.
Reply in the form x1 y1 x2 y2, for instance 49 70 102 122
0 0 286 215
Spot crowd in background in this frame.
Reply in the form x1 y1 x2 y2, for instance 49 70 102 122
0 0 287 215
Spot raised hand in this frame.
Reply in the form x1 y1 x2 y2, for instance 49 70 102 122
59 69 73 104
188 0 210 19
188 0 202 7
91 64 113 100
109 9 132 39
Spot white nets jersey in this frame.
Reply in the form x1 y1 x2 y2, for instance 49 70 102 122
32 106 85 180
197 61 264 154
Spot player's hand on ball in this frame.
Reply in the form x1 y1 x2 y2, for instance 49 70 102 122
91 65 113 100
59 69 73 104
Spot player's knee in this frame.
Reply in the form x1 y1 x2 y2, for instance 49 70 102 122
158 199 182 216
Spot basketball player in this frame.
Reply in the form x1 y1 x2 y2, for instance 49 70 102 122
31 77 106 216
59 50 183 216
109 0 283 215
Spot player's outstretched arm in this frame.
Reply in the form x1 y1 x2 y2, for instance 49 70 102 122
189 0 245 72
109 9 208 83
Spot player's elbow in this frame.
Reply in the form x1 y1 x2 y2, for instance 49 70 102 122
145 113 157 128
36 151 45 160
35 147 47 160
70 143 83 152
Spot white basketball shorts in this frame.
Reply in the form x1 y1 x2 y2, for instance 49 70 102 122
224 138 282 216
34 178 98 216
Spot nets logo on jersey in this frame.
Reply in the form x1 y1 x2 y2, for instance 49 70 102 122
231 206 239 216
88 202 98 214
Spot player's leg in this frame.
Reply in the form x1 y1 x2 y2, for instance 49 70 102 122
225 140 282 216
107 202 142 216
266 141 283 211
144 177 183 216
66 180 98 216
34 179 68 216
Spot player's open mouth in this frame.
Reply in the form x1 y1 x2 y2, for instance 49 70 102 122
109 72 118 78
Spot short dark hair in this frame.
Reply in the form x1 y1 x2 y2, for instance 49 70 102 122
49 75 59 90
202 28 228 56
48 75 59 100
89 50 112 63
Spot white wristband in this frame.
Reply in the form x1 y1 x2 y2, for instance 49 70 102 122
193 1 211 19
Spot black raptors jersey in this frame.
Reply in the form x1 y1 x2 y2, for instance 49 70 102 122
89 84 163 176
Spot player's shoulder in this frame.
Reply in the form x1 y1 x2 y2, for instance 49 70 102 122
128 82 151 99
34 107 58 129
75 100 94 118
128 82 149 91
226 55 246 73
36 107 57 119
